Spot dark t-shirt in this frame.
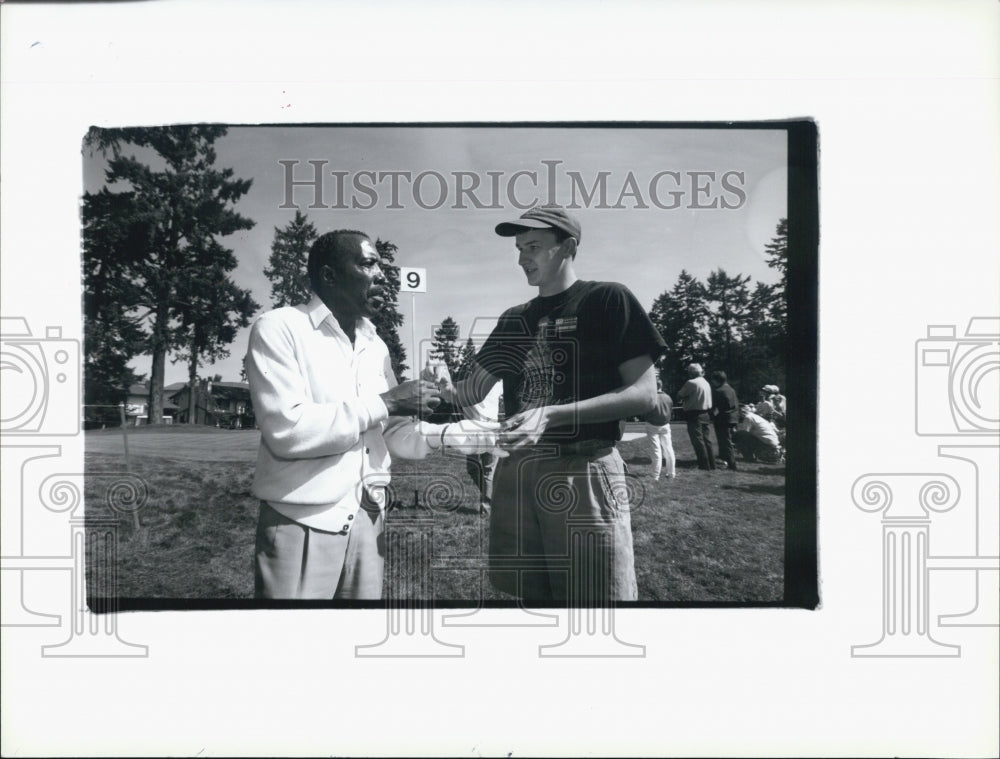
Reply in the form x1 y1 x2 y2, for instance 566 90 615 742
711 383 740 425
475 280 666 444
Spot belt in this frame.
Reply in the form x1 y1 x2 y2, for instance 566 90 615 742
503 439 616 457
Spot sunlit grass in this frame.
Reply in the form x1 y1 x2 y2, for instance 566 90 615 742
85 424 784 602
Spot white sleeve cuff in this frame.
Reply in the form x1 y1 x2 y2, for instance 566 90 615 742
425 423 446 450
358 393 390 431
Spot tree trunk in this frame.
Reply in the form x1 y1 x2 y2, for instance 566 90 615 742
147 297 169 425
187 347 199 425
148 347 165 425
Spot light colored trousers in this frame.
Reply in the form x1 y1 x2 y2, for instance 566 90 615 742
254 501 384 599
488 444 638 603
645 422 675 478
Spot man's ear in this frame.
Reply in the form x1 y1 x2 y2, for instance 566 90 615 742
560 237 578 259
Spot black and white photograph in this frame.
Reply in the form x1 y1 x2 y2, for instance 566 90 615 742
80 123 816 607
1 2 997 757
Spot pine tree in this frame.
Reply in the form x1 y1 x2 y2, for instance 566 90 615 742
649 270 709 393
764 217 788 327
82 190 149 425
430 316 462 379
741 281 784 395
455 336 477 382
172 251 259 423
704 268 751 380
372 239 408 381
646 219 788 400
264 210 317 308
83 125 257 423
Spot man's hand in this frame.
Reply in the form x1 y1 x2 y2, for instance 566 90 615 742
437 420 508 456
381 380 442 417
420 360 454 393
437 384 458 407
498 406 559 450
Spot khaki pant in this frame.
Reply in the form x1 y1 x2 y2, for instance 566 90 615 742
254 501 385 599
488 444 638 603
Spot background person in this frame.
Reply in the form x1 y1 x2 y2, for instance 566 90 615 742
677 363 716 471
754 385 776 422
246 229 501 600
734 403 782 464
421 359 503 516
462 380 504 515
768 385 786 428
709 370 739 471
643 378 675 481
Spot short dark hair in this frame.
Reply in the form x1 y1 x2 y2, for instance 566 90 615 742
307 230 369 292
710 370 727 384
550 227 579 260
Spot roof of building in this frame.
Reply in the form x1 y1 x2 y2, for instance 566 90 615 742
210 383 250 400
132 381 249 401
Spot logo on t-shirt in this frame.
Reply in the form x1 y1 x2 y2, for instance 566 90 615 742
519 317 557 410
515 316 578 414
554 316 577 336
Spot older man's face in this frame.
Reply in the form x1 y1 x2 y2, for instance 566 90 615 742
326 237 387 318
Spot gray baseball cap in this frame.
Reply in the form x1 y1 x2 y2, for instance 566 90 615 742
495 205 582 244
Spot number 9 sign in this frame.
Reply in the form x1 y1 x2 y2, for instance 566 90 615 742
399 267 427 293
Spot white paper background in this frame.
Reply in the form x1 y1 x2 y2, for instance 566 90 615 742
2 1 998 757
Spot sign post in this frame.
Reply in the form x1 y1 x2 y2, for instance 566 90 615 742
399 267 427 378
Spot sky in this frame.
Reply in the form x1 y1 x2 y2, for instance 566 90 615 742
83 125 787 384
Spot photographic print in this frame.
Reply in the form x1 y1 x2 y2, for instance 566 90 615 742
80 122 817 608
3 2 997 757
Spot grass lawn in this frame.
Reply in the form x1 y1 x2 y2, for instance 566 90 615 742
85 423 785 603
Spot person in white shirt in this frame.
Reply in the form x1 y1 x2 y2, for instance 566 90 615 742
734 404 782 464
643 378 676 481
754 385 777 422
768 385 786 428
462 381 504 515
245 229 501 599
420 359 502 515
676 363 716 471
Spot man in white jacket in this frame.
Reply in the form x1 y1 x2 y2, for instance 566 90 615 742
245 229 500 599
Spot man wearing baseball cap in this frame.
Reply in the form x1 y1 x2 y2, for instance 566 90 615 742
766 384 786 428
445 205 666 603
754 385 777 422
